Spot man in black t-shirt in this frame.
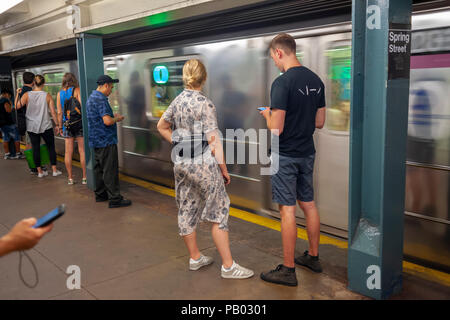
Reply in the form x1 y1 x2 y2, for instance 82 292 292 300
259 33 326 287
0 88 22 159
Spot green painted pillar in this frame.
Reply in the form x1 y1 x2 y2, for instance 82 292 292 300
76 34 104 191
348 0 412 299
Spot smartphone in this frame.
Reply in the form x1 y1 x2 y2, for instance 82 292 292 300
257 107 267 111
32 204 66 229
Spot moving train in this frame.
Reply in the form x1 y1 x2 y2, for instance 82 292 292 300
11 8 450 272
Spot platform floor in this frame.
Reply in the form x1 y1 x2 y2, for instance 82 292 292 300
0 155 449 300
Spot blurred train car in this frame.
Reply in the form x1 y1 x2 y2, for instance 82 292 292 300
12 9 450 272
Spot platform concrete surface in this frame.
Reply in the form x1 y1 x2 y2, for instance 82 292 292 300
0 156 449 300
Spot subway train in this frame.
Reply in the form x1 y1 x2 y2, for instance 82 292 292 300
11 9 450 272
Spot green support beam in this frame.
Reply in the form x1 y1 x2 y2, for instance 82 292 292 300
348 0 412 299
76 34 104 191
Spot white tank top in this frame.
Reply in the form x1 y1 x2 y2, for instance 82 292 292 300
26 91 53 134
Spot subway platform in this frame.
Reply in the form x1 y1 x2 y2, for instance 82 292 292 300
0 155 449 300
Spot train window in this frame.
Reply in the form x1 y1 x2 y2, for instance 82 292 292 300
147 57 198 118
43 71 65 102
325 46 351 131
15 72 24 89
106 65 120 114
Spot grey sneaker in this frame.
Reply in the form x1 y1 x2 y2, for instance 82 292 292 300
189 255 214 271
221 261 254 279
294 250 323 273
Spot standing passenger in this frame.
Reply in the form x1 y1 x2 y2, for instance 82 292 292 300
14 72 43 174
259 33 326 286
56 73 87 185
17 75 62 178
0 88 22 159
86 75 131 208
157 59 254 279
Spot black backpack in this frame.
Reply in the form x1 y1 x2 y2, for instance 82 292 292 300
63 88 83 135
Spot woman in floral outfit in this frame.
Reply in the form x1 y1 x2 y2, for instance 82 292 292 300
157 59 253 279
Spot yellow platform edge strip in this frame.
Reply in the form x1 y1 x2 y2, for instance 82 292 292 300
3 146 447 287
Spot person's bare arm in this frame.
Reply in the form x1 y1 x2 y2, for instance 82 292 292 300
47 94 59 129
156 117 173 144
0 219 53 257
316 107 326 129
4 101 12 113
56 92 63 128
103 114 124 126
206 130 230 185
260 107 286 136
15 88 23 109
75 87 82 106
18 92 28 110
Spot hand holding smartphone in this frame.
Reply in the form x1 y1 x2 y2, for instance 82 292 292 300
32 204 66 229
257 107 267 111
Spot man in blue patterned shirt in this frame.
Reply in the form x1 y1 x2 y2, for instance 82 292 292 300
86 75 132 208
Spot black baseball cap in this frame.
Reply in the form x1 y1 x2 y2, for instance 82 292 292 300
96 75 119 85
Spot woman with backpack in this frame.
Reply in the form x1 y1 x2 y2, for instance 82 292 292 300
17 75 61 178
56 73 87 185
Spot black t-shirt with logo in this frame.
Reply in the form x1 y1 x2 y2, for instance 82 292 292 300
270 66 325 157
19 85 33 108
0 97 14 126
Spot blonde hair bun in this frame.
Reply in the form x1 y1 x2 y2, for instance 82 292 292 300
183 59 207 89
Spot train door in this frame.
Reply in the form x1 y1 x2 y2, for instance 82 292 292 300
12 71 26 145
313 34 351 234
104 61 123 166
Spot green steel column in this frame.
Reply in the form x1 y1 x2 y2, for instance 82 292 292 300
76 34 104 191
348 0 412 299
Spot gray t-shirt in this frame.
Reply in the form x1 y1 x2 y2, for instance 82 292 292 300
26 91 52 134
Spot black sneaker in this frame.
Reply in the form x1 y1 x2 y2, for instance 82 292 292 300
109 198 132 208
95 192 109 202
260 264 298 287
16 152 26 159
294 250 323 273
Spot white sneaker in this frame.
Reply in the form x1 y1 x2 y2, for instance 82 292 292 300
189 255 214 271
221 261 254 279
38 171 48 178
52 170 62 177
68 178 74 185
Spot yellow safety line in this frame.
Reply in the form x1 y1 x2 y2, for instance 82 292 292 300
3 144 447 287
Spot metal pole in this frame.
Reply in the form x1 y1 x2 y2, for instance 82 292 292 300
348 0 412 299
76 33 104 191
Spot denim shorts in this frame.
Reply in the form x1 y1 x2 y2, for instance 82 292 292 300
62 127 83 138
271 153 315 205
0 125 20 142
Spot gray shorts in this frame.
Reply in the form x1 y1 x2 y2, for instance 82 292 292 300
271 153 315 206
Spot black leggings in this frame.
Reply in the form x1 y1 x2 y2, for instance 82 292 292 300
28 128 57 168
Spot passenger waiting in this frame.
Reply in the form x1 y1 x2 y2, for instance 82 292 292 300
0 88 24 159
259 33 326 287
56 73 87 185
14 72 43 174
86 75 131 208
157 59 254 279
16 75 61 178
